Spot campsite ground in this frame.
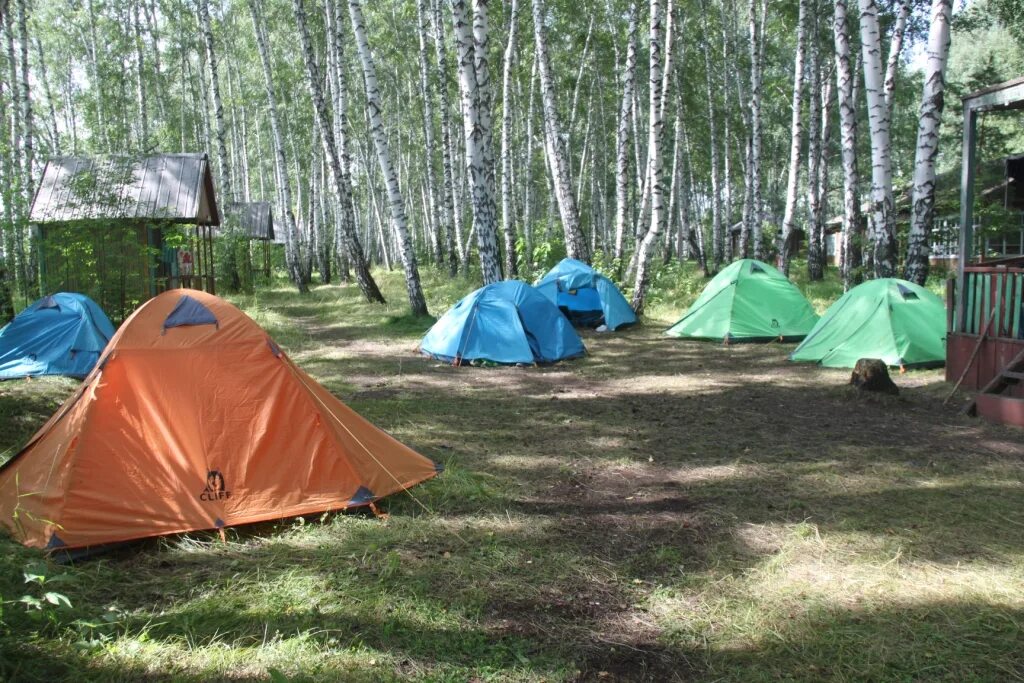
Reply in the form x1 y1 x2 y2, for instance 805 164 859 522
2 267 1023 682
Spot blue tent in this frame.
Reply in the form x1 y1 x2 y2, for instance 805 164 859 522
420 280 585 365
0 293 116 380
535 258 637 330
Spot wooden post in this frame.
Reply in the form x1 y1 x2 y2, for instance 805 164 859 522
956 104 977 332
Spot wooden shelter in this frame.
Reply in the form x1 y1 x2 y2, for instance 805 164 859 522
947 77 1024 426
224 201 274 277
31 153 219 320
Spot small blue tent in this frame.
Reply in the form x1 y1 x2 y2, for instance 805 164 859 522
0 293 116 380
534 258 637 330
420 280 585 365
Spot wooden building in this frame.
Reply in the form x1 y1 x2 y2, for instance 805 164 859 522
31 153 219 320
224 201 275 277
946 77 1024 427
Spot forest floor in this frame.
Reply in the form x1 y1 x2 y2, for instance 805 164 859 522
2 266 1024 682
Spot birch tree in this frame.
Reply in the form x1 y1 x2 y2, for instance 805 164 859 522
834 0 862 289
747 0 766 259
778 0 808 276
416 0 443 268
431 0 460 276
452 0 502 284
859 0 896 277
348 0 428 315
613 2 638 270
499 0 521 278
531 0 589 262
805 7 824 281
904 0 952 285
290 0 384 302
247 0 307 293
630 0 666 314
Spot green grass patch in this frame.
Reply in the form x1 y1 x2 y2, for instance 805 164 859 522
0 265 1020 681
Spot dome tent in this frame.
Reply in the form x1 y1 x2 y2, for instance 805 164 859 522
0 290 440 552
789 278 946 368
665 259 819 342
420 280 585 365
0 292 115 380
534 258 637 330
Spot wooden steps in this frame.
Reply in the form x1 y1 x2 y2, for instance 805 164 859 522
965 347 1024 427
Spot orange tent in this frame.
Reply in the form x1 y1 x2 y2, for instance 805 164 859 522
0 290 440 551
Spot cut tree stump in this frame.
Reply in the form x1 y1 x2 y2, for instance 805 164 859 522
850 358 899 395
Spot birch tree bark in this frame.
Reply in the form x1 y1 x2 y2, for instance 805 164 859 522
883 0 912 117
290 0 385 301
700 0 723 271
247 0 308 293
131 0 149 148
805 8 824 281
613 2 638 270
904 0 952 285
15 0 32 214
431 0 460 276
348 0 428 315
834 0 862 289
630 0 666 314
531 0 589 262
416 0 444 268
452 0 502 284
778 0 808 276
859 0 896 277
499 0 521 278
198 0 231 201
747 0 766 259
325 0 356 285
3 0 27 292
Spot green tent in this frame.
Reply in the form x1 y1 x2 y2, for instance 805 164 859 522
789 278 946 368
665 259 819 342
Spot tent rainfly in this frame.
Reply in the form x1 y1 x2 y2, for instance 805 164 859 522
0 293 115 380
0 289 440 553
420 280 586 365
665 259 819 342
790 278 946 369
534 258 638 330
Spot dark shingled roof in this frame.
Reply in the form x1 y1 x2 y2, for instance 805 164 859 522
224 202 274 240
30 153 220 226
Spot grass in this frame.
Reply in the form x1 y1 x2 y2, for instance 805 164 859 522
1 262 1023 682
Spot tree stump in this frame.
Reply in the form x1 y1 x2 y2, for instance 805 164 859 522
850 358 899 395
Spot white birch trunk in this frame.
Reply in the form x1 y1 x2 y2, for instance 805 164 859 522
834 0 862 289
431 0 461 275
883 0 911 118
779 0 808 275
452 0 502 284
743 0 763 257
416 0 444 268
247 0 308 293
629 0 666 314
348 0 428 315
904 0 952 286
499 0 521 278
289 0 385 301
806 10 823 281
613 2 638 268
700 0 723 271
531 0 589 262
199 0 231 202
859 0 896 277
